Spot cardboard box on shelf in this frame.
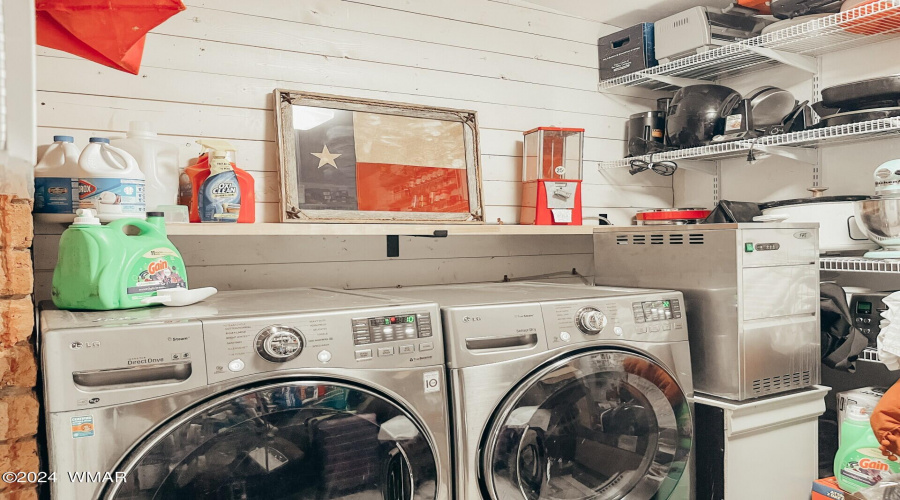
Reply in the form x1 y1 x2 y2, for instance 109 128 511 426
813 476 871 500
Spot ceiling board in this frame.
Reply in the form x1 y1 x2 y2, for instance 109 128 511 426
524 0 733 28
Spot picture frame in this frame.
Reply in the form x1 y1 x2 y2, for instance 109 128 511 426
274 89 484 223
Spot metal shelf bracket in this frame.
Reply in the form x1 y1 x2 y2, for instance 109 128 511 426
637 73 709 88
754 145 818 164
742 46 818 74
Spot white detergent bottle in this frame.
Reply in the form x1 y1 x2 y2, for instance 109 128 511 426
34 135 81 217
77 137 146 221
111 121 179 212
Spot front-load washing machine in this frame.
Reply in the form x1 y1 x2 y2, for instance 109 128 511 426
40 287 451 500
379 282 694 500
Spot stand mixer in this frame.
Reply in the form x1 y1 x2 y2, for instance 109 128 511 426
855 160 900 258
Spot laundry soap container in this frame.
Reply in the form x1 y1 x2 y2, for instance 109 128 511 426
835 405 900 492
77 138 146 221
52 210 188 311
111 122 179 212
34 135 81 217
185 139 255 223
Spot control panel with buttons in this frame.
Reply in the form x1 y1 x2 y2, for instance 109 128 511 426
200 305 443 383
850 292 889 348
352 313 432 345
633 299 681 323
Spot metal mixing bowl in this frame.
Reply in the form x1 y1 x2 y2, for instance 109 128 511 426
854 198 900 251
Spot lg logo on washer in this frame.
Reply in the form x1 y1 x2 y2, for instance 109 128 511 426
462 316 482 323
69 341 100 350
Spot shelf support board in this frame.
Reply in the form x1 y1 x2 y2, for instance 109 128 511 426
742 46 817 74
755 145 818 164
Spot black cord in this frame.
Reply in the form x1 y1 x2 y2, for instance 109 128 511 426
629 152 678 176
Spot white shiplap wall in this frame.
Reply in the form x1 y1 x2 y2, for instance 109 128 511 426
32 0 673 299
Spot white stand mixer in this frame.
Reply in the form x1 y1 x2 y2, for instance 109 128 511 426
856 160 900 259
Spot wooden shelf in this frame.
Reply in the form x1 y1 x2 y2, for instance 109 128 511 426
163 223 597 236
34 218 598 236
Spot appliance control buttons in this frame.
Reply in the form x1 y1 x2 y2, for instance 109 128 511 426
317 350 332 363
400 345 415 354
355 349 373 361
417 313 433 338
614 326 624 337
576 307 608 335
637 326 647 334
228 359 245 372
650 325 660 332
255 325 304 363
560 331 571 342
662 324 671 331
378 347 395 357
419 342 434 351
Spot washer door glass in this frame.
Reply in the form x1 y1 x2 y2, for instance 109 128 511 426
484 350 692 500
105 381 438 500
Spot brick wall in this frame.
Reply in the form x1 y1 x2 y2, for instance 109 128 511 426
0 196 39 500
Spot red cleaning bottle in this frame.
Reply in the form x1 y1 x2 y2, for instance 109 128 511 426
185 140 255 223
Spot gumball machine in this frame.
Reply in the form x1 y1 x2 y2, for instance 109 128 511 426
520 127 584 225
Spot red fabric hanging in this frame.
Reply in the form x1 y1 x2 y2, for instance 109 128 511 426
35 0 185 75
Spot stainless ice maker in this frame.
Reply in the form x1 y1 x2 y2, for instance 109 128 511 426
593 223 820 401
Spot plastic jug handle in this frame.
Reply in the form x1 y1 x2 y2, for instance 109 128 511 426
107 219 159 236
103 146 131 171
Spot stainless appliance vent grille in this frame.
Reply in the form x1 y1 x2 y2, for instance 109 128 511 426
751 370 811 395
614 233 703 245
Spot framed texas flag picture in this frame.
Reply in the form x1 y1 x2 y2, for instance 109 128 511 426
275 90 484 223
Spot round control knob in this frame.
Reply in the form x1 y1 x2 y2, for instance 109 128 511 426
576 307 608 335
255 325 304 363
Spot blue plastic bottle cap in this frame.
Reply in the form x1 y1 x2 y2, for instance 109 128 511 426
53 135 74 143
89 137 110 144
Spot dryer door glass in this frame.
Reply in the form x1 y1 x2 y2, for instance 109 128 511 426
483 350 692 500
104 381 437 500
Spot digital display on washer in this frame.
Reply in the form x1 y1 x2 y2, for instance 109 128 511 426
352 313 432 345
632 299 681 323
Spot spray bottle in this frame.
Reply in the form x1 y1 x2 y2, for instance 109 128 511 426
185 139 255 223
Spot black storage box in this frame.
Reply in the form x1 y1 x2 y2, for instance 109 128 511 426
598 23 658 82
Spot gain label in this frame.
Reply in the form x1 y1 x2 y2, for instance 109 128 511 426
125 247 187 299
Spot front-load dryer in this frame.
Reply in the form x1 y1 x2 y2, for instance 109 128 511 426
40 287 451 500
379 282 694 500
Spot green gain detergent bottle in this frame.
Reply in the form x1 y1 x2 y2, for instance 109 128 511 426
52 210 188 310
835 404 900 492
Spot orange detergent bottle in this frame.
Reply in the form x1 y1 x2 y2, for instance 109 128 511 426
185 139 255 223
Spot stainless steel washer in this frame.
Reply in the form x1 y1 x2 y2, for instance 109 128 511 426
378 283 695 500
40 288 451 500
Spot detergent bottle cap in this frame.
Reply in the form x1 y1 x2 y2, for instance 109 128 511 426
89 137 110 144
53 135 74 143
847 404 870 421
72 209 101 226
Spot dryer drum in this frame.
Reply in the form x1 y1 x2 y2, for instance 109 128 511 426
482 350 693 500
101 381 440 499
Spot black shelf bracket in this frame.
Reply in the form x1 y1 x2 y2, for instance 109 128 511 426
386 230 449 258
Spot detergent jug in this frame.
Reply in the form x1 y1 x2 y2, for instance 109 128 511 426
78 137 146 221
111 121 179 212
835 405 900 492
34 135 81 215
52 210 188 310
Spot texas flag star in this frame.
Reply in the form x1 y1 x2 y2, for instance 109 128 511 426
311 144 342 169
